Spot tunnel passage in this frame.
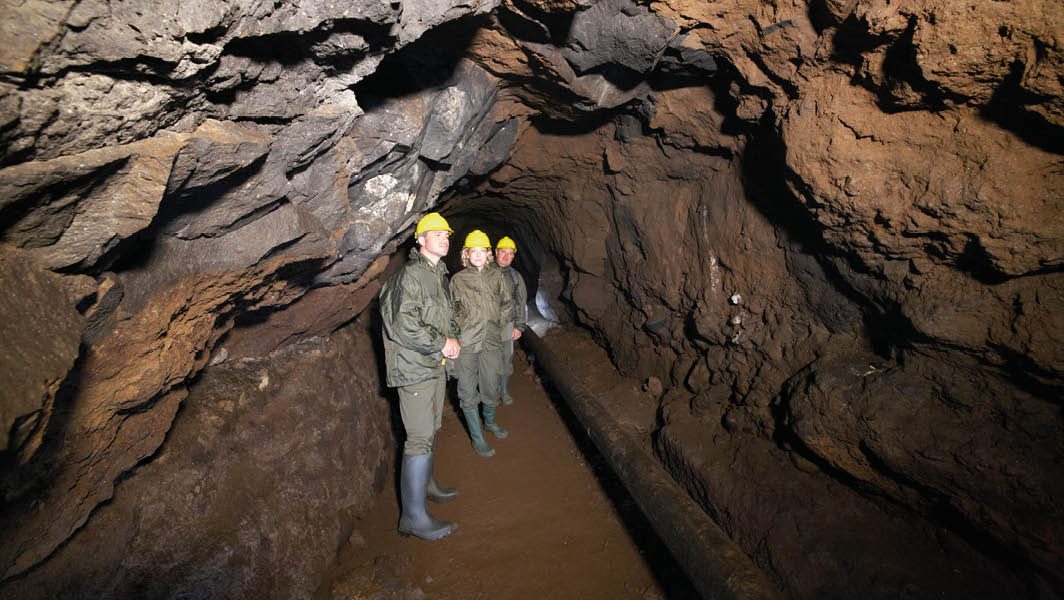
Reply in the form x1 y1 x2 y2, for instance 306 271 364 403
2 1 1063 599
314 324 710 600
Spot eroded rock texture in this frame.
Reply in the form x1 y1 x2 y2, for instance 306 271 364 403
0 0 506 594
0 0 1061 598
1 314 393 600
451 0 1063 597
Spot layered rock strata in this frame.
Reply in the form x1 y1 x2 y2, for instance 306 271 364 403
0 0 1061 597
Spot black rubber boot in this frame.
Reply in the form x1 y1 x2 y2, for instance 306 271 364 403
427 441 457 503
483 405 509 439
462 407 495 457
398 453 457 540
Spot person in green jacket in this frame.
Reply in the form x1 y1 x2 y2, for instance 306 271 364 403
494 236 527 405
451 229 513 457
379 212 460 541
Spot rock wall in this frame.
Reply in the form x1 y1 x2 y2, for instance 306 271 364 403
450 0 1063 597
0 314 394 600
0 0 508 588
1 0 1061 598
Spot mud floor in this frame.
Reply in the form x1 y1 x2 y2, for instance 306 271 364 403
316 332 700 600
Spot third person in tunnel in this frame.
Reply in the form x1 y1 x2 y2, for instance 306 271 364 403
494 236 527 406
451 229 513 457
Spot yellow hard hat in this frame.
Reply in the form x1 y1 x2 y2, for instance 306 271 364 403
414 212 453 237
464 229 491 248
496 236 517 251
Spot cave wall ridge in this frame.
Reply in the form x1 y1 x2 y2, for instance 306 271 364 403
0 0 1061 597
455 0 1063 596
1 0 508 584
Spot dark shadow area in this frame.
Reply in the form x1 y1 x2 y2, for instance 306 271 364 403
528 105 621 136
806 0 840 34
740 113 910 357
828 14 966 114
219 18 395 67
986 342 1064 405
981 59 1064 155
705 61 768 138
352 14 490 112
0 347 84 536
649 46 718 91
766 401 1050 597
213 32 311 66
496 3 553 44
0 157 128 241
98 158 277 280
150 154 270 240
525 353 701 600
829 14 892 73
876 23 961 113
952 236 1011 285
508 0 577 45
576 62 647 92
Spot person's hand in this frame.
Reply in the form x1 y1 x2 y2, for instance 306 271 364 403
511 328 522 340
442 338 461 359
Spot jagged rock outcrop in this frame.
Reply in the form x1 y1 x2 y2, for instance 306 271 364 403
1 0 507 588
1 0 1061 598
452 0 1063 597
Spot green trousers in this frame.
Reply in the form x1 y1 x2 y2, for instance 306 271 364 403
455 347 503 411
500 324 515 377
397 375 446 455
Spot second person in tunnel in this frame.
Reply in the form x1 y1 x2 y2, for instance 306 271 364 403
451 229 513 457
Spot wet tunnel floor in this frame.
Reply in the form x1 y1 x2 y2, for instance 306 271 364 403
317 334 700 600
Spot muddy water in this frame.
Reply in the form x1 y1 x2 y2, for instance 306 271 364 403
318 349 699 600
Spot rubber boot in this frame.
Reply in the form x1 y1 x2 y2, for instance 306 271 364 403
462 407 495 457
500 374 513 405
483 405 509 439
427 441 457 503
398 453 457 540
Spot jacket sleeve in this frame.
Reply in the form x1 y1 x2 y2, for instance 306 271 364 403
514 273 528 331
382 270 446 355
446 278 459 338
496 269 514 326
450 274 467 335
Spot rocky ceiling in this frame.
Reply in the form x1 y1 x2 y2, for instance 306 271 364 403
1 0 1062 598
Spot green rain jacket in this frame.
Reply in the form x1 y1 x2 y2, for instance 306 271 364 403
379 247 457 387
451 264 513 354
497 264 527 335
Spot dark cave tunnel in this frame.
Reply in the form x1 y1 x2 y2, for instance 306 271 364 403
1 2 1062 600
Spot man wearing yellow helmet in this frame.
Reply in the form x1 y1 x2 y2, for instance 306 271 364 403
450 229 513 457
378 212 460 540
493 236 527 405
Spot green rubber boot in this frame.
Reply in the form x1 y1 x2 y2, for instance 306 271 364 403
462 407 495 457
483 405 509 439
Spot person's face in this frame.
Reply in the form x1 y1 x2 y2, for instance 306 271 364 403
419 230 450 262
468 246 489 269
496 248 515 267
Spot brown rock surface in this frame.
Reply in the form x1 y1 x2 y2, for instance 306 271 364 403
0 315 391 600
0 0 1061 597
0 248 90 453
